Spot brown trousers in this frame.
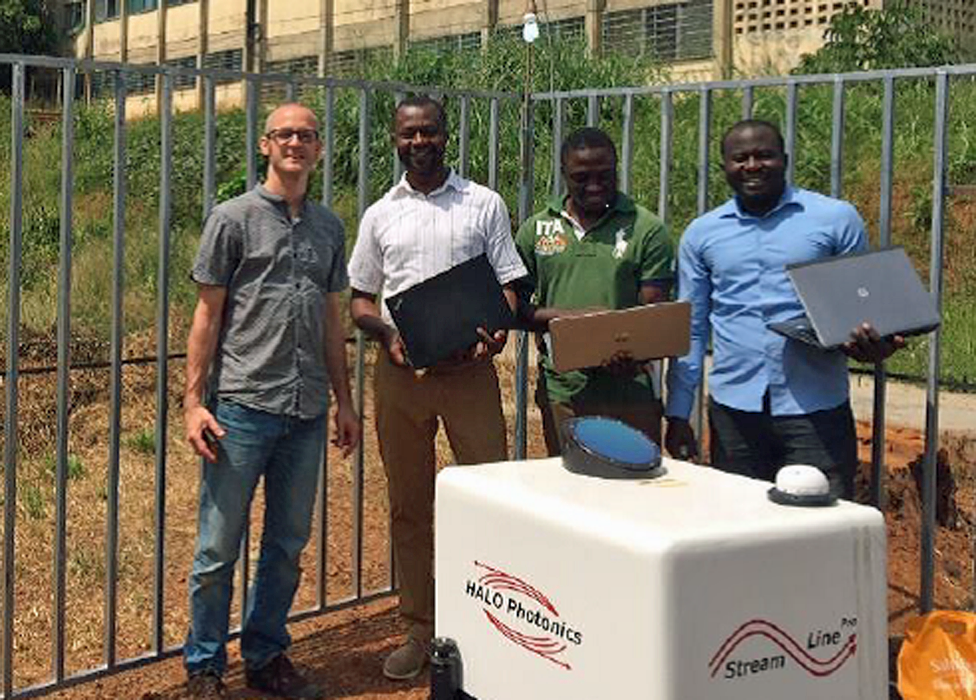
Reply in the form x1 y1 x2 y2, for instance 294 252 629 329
536 375 663 456
374 351 508 642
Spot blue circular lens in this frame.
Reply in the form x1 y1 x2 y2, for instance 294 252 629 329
572 417 656 467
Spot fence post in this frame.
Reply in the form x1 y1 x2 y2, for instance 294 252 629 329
3 62 26 700
515 96 535 460
920 71 950 614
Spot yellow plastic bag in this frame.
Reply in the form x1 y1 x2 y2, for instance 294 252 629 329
899 611 976 699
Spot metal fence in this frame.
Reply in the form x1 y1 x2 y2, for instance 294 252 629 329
0 53 973 697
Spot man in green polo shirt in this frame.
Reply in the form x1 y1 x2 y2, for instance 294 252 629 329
515 127 675 455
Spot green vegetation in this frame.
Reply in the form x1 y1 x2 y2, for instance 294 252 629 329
0 31 973 387
125 428 156 456
793 2 961 75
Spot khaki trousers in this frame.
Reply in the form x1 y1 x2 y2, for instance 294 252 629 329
374 351 508 641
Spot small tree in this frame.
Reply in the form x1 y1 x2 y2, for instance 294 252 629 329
0 0 58 56
0 0 59 93
793 2 960 75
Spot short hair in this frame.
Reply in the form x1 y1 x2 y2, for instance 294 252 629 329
394 94 448 132
264 103 319 135
560 127 617 168
720 119 785 157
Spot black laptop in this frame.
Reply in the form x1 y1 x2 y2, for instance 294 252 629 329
768 247 940 350
384 253 515 369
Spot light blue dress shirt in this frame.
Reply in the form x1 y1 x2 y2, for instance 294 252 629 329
666 187 867 419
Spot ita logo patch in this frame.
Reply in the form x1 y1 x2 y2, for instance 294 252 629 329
535 219 568 256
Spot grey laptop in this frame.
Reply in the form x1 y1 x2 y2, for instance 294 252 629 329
768 247 940 350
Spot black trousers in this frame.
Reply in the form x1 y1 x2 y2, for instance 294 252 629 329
708 396 858 499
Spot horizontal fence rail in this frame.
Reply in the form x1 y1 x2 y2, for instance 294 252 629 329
1 53 974 697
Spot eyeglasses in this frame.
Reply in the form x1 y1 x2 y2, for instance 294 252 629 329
265 128 319 145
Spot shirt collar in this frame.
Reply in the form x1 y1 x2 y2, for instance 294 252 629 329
720 185 803 220
255 184 307 217
546 190 635 218
392 169 463 198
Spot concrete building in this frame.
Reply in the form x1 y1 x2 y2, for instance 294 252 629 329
56 0 974 112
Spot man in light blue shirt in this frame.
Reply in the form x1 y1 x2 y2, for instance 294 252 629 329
665 120 900 498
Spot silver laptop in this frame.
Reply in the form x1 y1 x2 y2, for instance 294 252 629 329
768 247 940 350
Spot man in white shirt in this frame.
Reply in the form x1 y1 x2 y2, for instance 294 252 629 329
348 95 527 680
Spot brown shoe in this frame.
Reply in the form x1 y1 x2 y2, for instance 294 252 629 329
382 638 428 680
186 672 226 699
245 654 324 699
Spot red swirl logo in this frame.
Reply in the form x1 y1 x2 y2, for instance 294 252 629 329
465 561 583 670
710 619 857 679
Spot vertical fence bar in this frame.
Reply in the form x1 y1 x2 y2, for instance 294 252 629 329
202 76 216 220
784 81 798 185
742 84 754 120
830 77 845 199
246 77 259 190
52 65 75 685
920 71 950 614
3 62 26 700
315 85 337 609
551 97 564 199
488 98 500 191
393 91 405 184
620 93 635 196
105 69 128 670
693 87 712 447
285 80 297 103
153 73 174 657
458 94 471 178
239 75 259 619
658 90 673 231
353 87 370 597
696 87 712 215
587 94 598 127
323 86 335 208
872 76 896 510
515 98 535 460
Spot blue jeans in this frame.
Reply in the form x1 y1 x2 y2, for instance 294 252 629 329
183 400 325 676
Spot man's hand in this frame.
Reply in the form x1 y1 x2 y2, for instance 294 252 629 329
842 322 905 364
382 326 409 367
332 403 361 457
185 405 225 463
601 349 640 378
665 417 699 462
470 328 507 361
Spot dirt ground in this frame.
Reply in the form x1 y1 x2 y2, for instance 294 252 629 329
3 340 975 699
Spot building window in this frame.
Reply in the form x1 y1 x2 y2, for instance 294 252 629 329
127 0 157 13
65 1 85 34
410 31 482 54
94 0 119 23
165 55 198 90
603 0 713 62
203 49 244 84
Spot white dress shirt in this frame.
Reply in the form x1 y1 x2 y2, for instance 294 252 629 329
349 170 527 326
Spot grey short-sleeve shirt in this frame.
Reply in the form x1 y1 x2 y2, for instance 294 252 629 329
192 185 349 418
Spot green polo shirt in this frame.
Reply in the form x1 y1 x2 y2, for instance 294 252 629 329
515 192 675 404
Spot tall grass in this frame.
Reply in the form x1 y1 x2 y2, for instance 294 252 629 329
1 40 975 385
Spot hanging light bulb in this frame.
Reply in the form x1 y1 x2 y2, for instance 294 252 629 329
523 12 540 43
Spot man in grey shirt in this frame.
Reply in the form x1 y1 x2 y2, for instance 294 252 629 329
182 103 359 699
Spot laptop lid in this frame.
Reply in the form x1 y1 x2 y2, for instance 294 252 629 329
384 253 515 369
548 301 691 373
786 247 940 348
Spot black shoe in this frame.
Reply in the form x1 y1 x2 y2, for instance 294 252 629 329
186 672 227 699
245 654 324 699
